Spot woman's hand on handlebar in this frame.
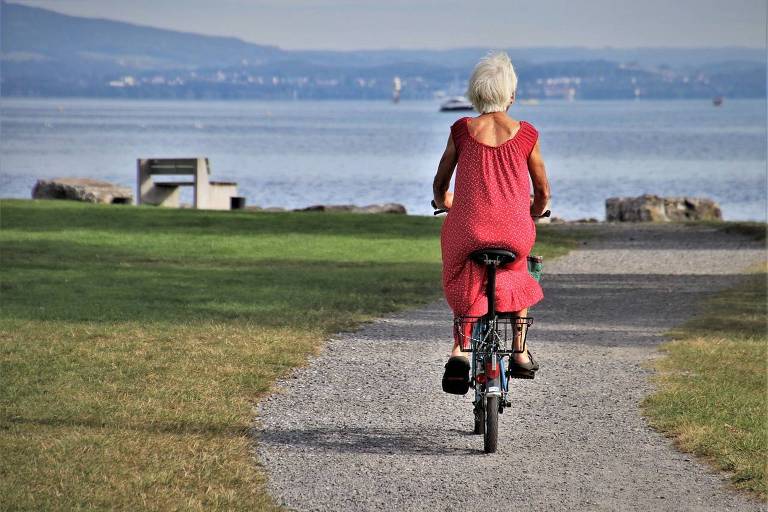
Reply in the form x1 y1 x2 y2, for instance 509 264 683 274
431 199 449 215
433 191 453 211
432 191 453 215
530 198 551 218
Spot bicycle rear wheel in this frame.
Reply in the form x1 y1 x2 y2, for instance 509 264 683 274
484 396 499 453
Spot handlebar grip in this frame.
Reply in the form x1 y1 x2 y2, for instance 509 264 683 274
431 199 449 215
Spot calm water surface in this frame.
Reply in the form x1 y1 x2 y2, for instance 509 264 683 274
1 98 765 220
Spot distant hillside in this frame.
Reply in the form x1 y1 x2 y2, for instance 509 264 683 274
0 1 280 70
1 1 765 100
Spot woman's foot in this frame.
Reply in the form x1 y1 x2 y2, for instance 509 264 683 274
512 349 538 368
512 351 531 365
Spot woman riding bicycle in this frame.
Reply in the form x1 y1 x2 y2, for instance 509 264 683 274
432 51 551 392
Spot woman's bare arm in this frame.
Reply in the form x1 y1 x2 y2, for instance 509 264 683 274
528 141 551 216
432 134 458 209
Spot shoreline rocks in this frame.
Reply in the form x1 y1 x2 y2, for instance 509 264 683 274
246 203 407 215
32 177 133 205
606 194 721 222
18 189 730 224
295 203 407 214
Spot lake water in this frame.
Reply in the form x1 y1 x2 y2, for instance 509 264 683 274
1 98 766 220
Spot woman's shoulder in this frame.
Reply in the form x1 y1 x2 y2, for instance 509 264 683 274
517 120 538 134
450 117 471 146
515 120 539 153
450 116 471 130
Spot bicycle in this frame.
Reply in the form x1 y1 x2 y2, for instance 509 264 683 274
433 201 548 453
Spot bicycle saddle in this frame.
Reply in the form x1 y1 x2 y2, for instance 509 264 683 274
469 248 516 266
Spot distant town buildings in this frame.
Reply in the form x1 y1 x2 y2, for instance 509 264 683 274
91 59 746 101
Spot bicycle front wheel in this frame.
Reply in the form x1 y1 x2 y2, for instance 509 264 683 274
484 395 499 453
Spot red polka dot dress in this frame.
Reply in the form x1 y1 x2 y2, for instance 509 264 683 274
441 116 543 317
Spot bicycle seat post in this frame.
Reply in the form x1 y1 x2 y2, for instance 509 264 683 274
470 249 516 320
486 257 497 319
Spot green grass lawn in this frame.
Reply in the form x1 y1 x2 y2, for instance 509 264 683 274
0 199 580 511
643 263 768 500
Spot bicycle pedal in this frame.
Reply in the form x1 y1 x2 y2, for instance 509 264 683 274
507 369 536 379
509 373 535 380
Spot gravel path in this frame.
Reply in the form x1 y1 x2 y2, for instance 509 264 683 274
254 224 766 512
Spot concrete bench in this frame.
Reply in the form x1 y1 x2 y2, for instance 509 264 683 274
136 158 238 210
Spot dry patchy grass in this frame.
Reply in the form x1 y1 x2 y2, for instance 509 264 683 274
643 267 768 499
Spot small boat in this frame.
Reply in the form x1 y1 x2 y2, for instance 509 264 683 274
392 76 401 104
713 96 724 106
440 96 474 112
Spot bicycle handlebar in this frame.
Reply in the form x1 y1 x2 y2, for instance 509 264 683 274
431 200 550 218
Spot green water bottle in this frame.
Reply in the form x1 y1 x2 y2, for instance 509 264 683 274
527 255 543 282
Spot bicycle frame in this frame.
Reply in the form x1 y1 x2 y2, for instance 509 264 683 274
470 322 505 440
471 260 508 419
456 255 536 449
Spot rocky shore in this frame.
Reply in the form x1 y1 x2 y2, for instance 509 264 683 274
26 178 730 223
32 177 133 205
606 194 722 222
246 203 408 214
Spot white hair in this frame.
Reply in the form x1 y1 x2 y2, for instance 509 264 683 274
466 51 518 114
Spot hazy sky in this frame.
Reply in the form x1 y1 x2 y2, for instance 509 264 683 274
9 0 768 50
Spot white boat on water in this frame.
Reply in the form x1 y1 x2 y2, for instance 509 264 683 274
439 96 474 112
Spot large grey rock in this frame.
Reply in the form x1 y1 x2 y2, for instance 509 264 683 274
295 204 356 213
32 177 133 205
355 203 407 214
606 194 722 222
